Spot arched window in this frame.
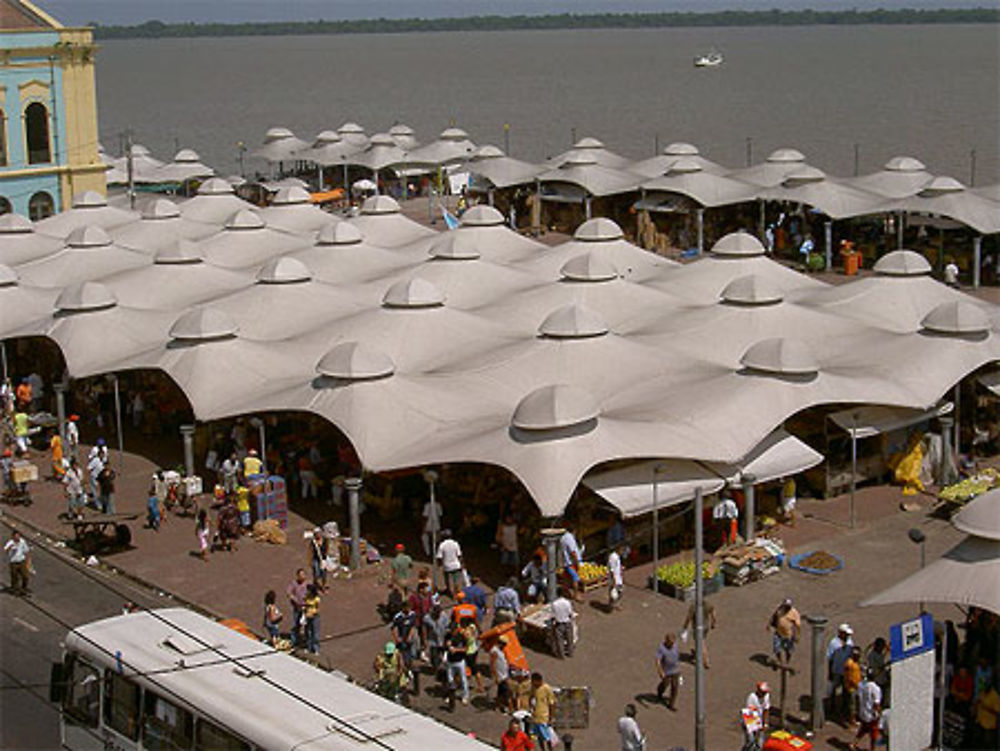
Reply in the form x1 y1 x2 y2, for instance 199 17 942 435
25 102 51 164
28 191 54 221
0 197 11 215
0 108 6 167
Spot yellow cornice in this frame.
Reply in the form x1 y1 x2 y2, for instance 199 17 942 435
0 162 107 179
19 0 64 29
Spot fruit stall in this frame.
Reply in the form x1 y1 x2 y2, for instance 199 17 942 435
650 559 723 601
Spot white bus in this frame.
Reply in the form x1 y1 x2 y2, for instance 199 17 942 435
51 607 489 751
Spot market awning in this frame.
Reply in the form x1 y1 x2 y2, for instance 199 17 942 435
583 459 725 518
583 429 821 517
828 403 952 439
707 428 824 485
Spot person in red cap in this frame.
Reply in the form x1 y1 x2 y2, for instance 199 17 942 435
391 543 413 592
66 415 80 463
743 681 770 746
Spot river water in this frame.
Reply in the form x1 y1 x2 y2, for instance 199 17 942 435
96 24 999 182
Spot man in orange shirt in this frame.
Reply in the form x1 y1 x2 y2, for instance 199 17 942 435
842 646 863 726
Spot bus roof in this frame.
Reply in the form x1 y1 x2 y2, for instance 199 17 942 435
65 608 488 751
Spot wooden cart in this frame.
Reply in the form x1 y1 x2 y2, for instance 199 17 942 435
63 513 140 555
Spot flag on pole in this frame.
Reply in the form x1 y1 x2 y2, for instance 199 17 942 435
441 206 461 230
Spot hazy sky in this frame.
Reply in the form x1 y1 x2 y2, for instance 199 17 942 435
45 0 986 25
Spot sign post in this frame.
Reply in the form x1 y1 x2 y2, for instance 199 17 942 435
889 613 935 751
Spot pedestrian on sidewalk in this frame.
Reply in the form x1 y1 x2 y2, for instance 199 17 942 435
235 485 251 531
391 599 419 671
713 493 739 547
743 682 771 748
681 598 717 668
436 532 464 597
529 672 557 750
550 588 576 658
263 590 283 645
827 624 855 717
97 465 116 515
63 458 85 519
423 602 450 673
522 551 548 603
494 577 522 625
286 568 308 648
147 485 162 531
446 629 470 705
843 646 863 726
558 527 584 601
309 529 329 591
462 575 488 626
5 529 31 596
421 493 442 557
490 635 513 712
780 477 797 527
66 415 80 464
500 718 534 750
49 433 65 480
618 703 646 751
768 598 801 667
496 513 520 569
655 632 681 709
303 583 321 654
196 509 211 561
608 544 624 610
86 440 107 506
221 452 239 495
391 543 413 593
408 580 434 656
851 668 883 751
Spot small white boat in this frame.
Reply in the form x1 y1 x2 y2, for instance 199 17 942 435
694 51 723 68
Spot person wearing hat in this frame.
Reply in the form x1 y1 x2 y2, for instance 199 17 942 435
86 439 108 507
842 646 864 725
66 415 80 463
827 623 855 715
390 543 413 593
374 640 407 699
743 682 771 747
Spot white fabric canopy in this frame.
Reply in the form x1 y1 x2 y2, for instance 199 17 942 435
828 403 951 439
0 214 64 265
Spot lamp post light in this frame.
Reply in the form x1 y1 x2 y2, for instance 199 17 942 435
651 464 665 587
423 469 440 590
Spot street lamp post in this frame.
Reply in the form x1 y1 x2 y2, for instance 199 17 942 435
424 469 440 590
908 528 927 613
807 614 828 733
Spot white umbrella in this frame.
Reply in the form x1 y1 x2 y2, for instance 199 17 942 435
547 137 632 170
34 190 139 239
251 127 310 164
178 178 253 226
759 167 886 220
110 198 218 254
845 156 933 199
0 213 63 265
348 196 437 248
728 148 811 188
0 264 59 338
15 226 150 288
289 223 419 285
641 158 759 208
630 142 728 179
466 145 545 190
403 127 476 168
881 177 1000 235
199 209 311 269
259 187 340 234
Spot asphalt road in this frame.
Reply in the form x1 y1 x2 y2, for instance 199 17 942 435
0 518 172 750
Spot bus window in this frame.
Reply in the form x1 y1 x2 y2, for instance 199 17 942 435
104 671 141 741
63 657 100 728
143 690 193 751
194 719 250 751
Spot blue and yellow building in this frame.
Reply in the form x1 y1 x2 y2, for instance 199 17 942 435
0 0 104 218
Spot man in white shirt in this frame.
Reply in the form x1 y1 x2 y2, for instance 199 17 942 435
743 681 770 746
5 529 31 595
618 704 645 751
86 440 107 507
220 453 239 494
852 669 883 751
435 532 463 597
608 545 624 610
944 259 960 288
65 414 80 463
713 494 740 546
549 588 575 658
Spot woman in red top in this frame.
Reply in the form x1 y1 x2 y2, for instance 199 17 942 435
500 719 534 750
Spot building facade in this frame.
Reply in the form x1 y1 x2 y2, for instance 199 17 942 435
0 0 104 218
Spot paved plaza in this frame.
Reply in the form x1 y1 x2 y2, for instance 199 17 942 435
3 436 969 749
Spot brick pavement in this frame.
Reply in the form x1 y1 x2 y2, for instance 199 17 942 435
6 440 968 750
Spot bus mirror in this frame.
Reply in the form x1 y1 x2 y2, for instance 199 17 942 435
49 662 66 704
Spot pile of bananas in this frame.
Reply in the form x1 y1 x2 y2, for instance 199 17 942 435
940 469 999 503
578 562 608 583
655 561 715 588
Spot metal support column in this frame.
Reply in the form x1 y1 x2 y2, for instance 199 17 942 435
112 375 124 474
824 220 833 272
542 527 563 603
973 235 983 289
694 487 706 751
347 477 362 570
939 415 955 485
54 382 67 443
652 466 661 584
742 472 756 541
584 196 592 221
807 614 828 732
696 208 705 255
180 424 195 478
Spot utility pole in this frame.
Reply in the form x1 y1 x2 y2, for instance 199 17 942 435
237 142 246 179
745 136 753 167
853 143 860 177
503 123 510 155
970 149 977 187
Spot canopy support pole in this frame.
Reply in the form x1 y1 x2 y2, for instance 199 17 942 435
742 472 756 541
54 381 66 444
807 614 827 731
318 165 324 191
896 211 905 249
652 467 660 583
973 235 983 288
347 477 363 570
694 486 706 751
939 415 955 486
850 415 857 529
758 199 766 241
487 187 494 207
824 220 833 272
696 208 705 255
0 341 6 382
424 471 439 590
542 526 563 603
954 384 961 457
112 375 124 475
532 182 542 237
180 424 195 478
584 195 592 221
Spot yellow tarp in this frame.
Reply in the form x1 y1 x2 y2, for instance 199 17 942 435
309 189 345 203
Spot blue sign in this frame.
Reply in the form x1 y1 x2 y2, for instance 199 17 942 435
890 613 935 661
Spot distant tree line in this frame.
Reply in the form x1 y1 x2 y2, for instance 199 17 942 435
91 8 999 40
